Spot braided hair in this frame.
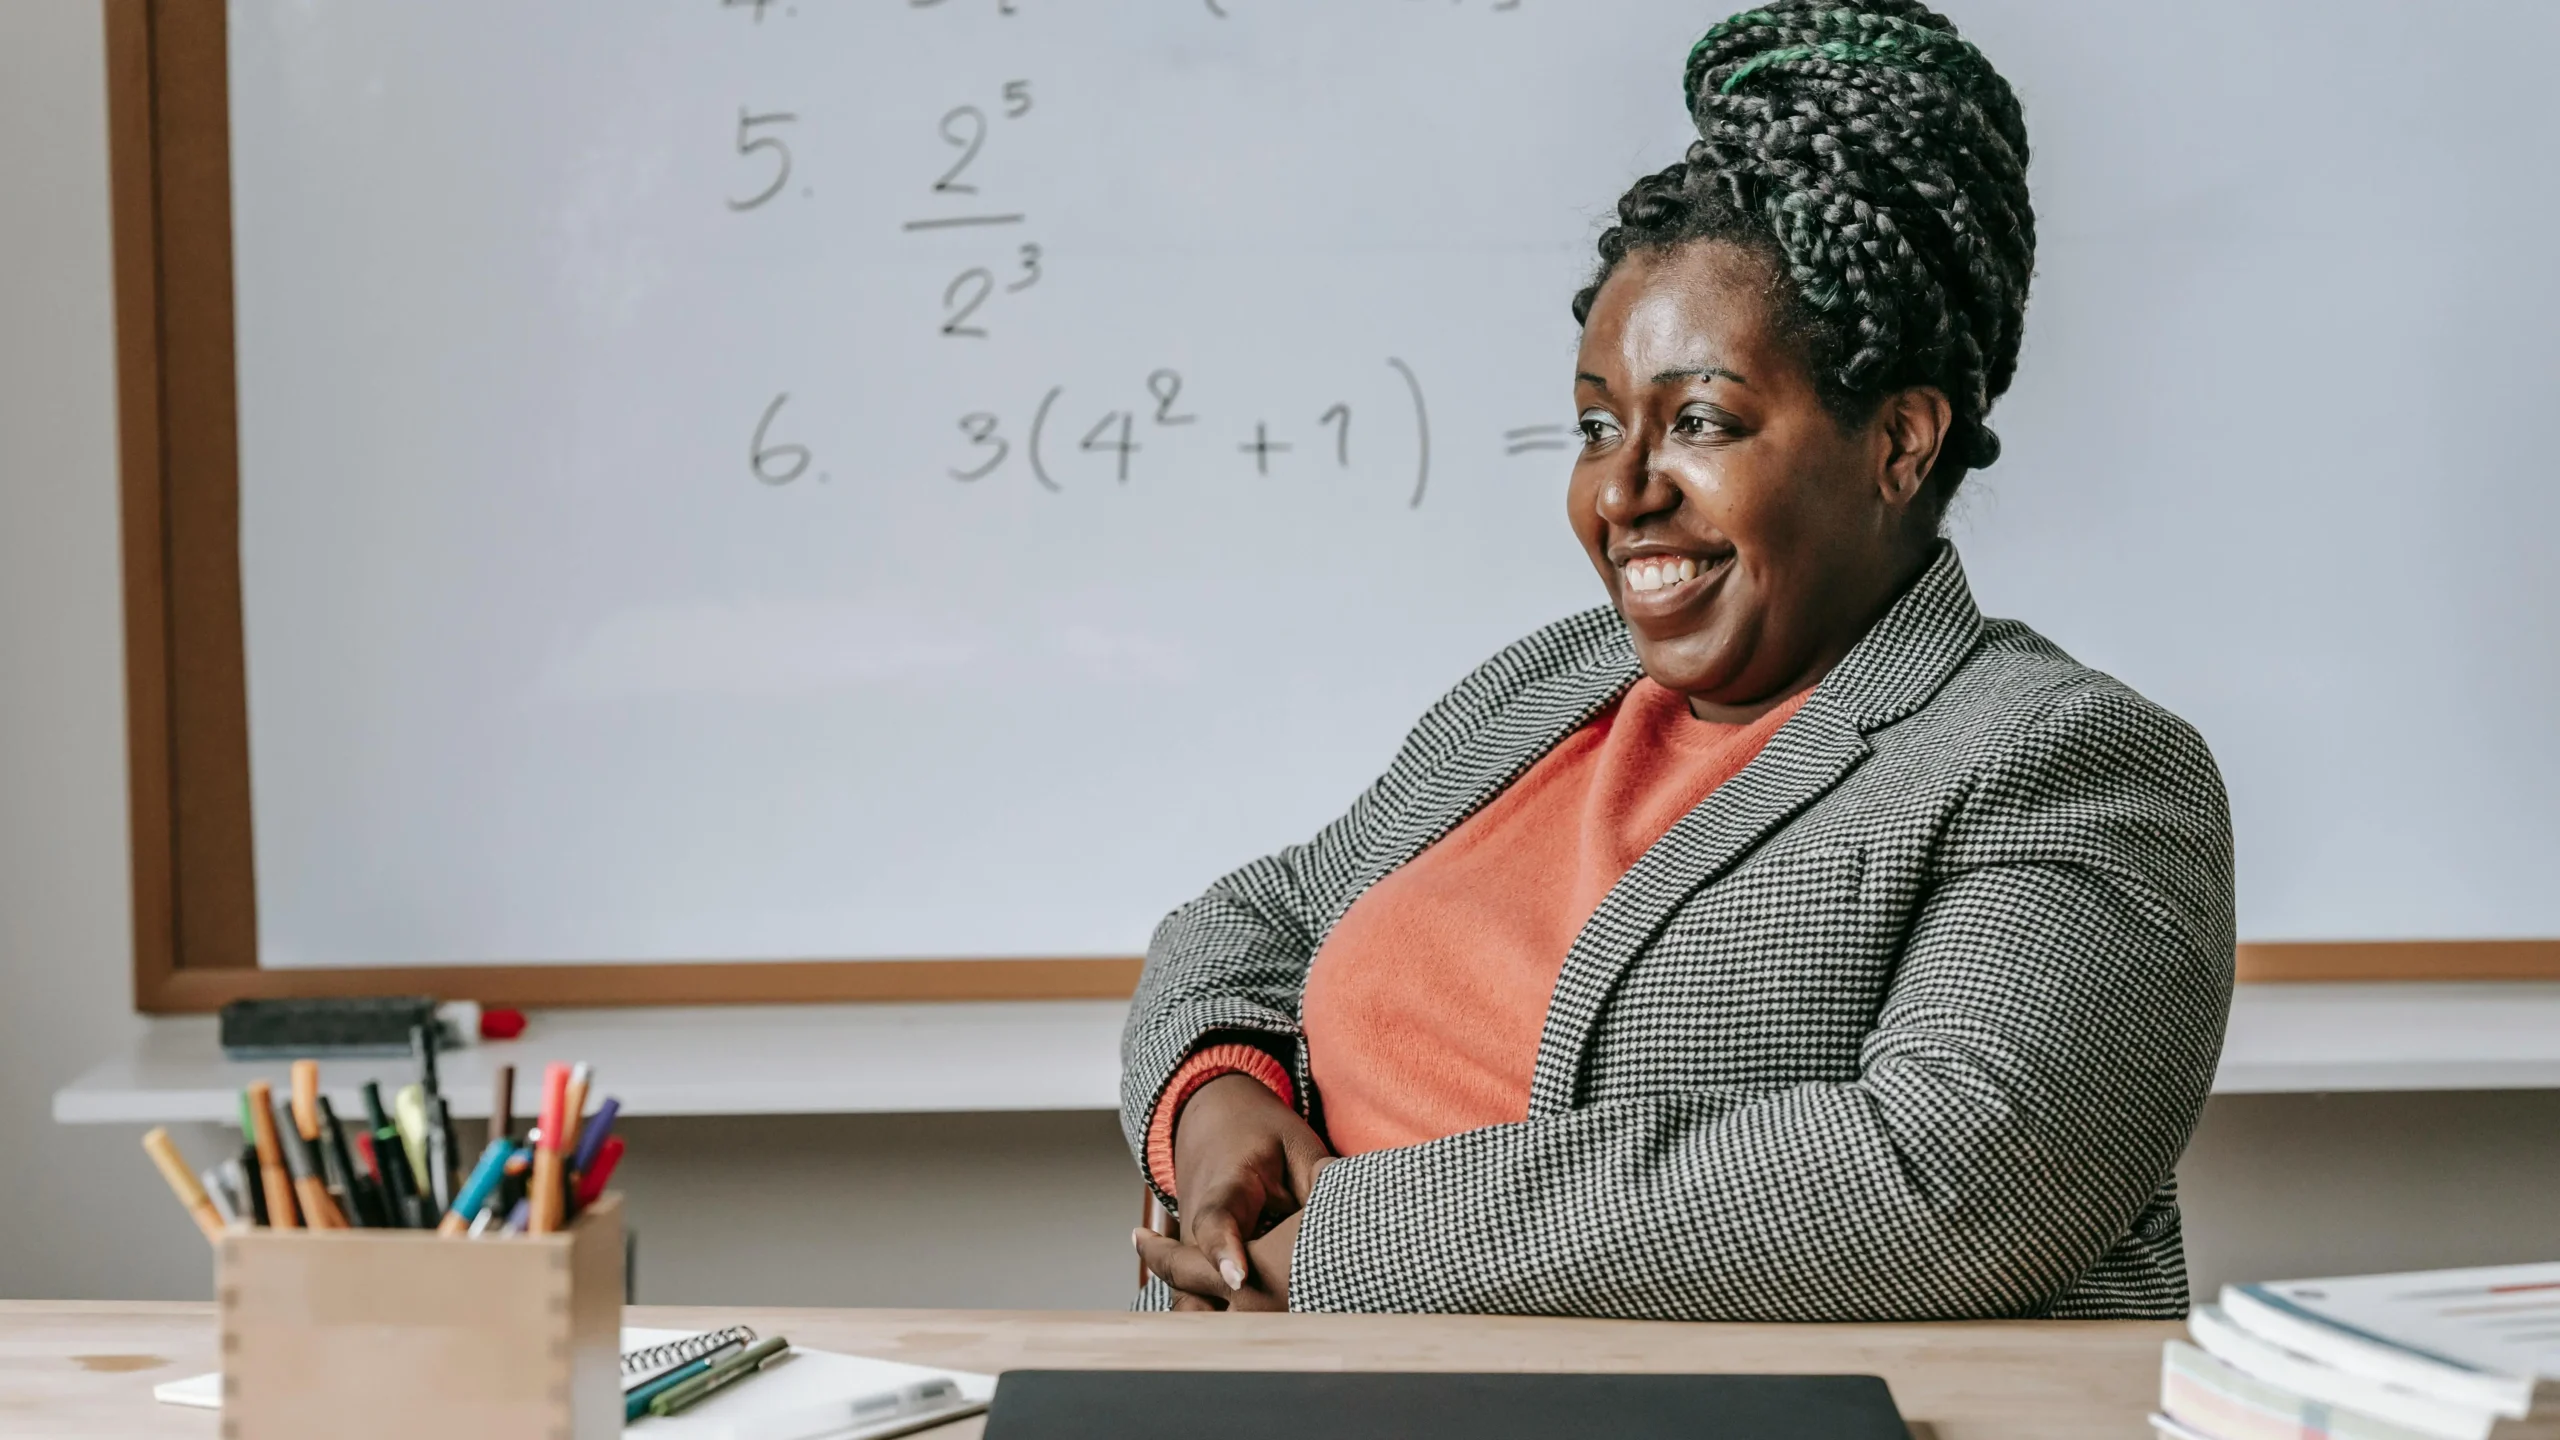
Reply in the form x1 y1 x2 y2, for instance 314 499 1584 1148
1573 1 2034 508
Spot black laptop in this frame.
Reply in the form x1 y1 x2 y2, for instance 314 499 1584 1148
982 1370 1907 1439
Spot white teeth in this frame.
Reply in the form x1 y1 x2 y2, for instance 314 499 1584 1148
1677 558 1698 582
1640 564 1662 592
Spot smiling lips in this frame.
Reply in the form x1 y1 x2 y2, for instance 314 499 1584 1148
1620 552 1729 595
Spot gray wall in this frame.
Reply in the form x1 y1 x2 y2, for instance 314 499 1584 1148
3 0 2554 1310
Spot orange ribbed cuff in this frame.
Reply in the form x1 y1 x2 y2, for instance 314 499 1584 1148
1143 1042 1294 1200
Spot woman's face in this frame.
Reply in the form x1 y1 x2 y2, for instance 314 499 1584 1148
1569 241 1942 720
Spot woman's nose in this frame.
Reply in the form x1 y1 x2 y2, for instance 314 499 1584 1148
1592 437 1675 528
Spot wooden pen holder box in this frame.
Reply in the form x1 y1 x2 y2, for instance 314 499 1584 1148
216 1194 623 1440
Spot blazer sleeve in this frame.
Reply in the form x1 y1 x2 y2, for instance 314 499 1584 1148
1285 680 2237 1320
1116 611 1622 1198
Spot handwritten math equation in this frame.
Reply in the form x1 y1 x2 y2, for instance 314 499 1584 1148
714 0 1552 505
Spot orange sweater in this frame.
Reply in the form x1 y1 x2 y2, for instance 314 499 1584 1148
1147 679 1807 1193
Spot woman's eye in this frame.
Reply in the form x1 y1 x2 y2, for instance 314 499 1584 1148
1672 407 1729 439
1576 410 1621 445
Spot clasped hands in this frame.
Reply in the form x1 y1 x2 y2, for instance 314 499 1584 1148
1132 1073 1335 1311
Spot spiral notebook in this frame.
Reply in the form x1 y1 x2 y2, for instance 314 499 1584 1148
156 1326 994 1439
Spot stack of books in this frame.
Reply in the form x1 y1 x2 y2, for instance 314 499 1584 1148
2156 1262 2560 1440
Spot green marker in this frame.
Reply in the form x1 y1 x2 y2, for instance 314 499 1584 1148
650 1335 791 1418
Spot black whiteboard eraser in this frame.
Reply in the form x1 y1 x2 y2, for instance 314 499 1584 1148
218 996 441 1060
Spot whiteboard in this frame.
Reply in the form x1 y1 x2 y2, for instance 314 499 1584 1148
225 0 2560 969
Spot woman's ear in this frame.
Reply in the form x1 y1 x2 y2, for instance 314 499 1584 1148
1874 386 1953 511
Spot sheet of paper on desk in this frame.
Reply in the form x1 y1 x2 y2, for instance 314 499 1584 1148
154 1328 994 1439
624 1330 993 1440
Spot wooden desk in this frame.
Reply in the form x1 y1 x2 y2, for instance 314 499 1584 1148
2 1300 2175 1439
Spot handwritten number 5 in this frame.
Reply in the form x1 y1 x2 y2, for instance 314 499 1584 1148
729 110 797 212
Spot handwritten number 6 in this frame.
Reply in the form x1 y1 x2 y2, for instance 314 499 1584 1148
750 393 811 485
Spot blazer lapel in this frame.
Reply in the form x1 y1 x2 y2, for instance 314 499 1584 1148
1323 641 1640 936
1526 544 1990 1114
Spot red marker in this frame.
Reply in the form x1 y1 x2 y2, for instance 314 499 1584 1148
574 1135 624 1207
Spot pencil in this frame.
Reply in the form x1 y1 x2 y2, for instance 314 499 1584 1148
244 1080 301 1229
142 1128 227 1245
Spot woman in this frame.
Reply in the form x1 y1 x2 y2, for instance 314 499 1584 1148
1125 0 2232 1321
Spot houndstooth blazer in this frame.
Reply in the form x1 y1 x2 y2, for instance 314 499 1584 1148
1120 544 2234 1320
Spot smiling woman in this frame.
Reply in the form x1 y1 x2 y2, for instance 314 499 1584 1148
1124 0 2234 1322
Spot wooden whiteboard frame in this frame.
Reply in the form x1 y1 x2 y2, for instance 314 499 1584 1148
100 1 2557 1012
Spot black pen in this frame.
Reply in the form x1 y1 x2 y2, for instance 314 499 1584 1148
313 1096 375 1227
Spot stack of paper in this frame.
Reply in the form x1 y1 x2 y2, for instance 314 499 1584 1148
2155 1263 2560 1440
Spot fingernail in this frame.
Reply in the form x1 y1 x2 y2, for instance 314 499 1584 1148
1220 1258 1247 1291
1131 1227 1148 1252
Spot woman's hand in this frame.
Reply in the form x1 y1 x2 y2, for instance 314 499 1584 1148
1164 1072 1333 1297
1137 1209 1304 1311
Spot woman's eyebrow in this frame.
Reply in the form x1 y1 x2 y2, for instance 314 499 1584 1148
1652 364 1747 386
1575 371 1610 392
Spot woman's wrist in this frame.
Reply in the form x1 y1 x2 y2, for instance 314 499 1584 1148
1144 1041 1295 1197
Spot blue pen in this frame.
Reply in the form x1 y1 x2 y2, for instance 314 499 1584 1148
625 1341 745 1422
438 1139 514 1235
571 1097 619 1175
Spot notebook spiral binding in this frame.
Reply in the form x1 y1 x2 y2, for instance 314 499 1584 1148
621 1325 758 1379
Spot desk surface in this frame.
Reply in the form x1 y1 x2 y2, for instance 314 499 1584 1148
6 1300 2174 1439
50 981 2560 1126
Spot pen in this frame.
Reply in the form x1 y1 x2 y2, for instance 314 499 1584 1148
221 1155 258 1228
199 1167 242 1231
141 1128 227 1245
362 1081 422 1228
276 1100 344 1228
424 1095 455 1215
571 1096 619 1177
437 1139 514 1236
488 1062 514 1151
244 1081 300 1229
313 1096 374 1227
412 1021 440 1102
529 1063 569 1234
650 1336 792 1418
622 1338 748 1421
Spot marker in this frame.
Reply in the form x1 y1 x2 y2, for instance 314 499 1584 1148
437 1140 514 1236
141 1128 226 1244
623 1338 748 1421
276 1100 344 1228
233 1146 267 1226
529 1063 569 1234
651 1336 792 1417
573 1135 624 1208
243 1081 300 1230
